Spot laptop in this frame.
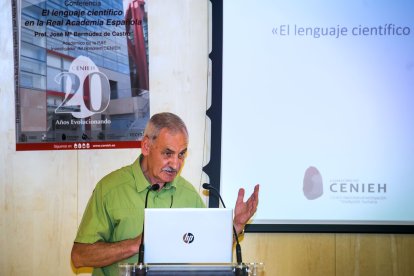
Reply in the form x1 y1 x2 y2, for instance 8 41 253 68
143 208 234 264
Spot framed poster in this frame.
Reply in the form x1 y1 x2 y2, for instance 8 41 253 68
12 0 149 151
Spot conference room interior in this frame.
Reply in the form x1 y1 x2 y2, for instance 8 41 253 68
1 1 414 275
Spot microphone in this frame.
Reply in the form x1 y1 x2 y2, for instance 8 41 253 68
138 184 160 265
202 183 247 276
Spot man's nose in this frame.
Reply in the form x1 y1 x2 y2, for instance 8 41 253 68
169 155 180 169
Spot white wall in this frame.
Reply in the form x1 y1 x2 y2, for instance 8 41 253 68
0 0 210 275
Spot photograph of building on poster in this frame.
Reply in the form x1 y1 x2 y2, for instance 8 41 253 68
14 0 149 150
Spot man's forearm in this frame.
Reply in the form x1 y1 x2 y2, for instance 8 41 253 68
71 237 140 268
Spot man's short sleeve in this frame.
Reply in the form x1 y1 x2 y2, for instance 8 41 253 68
74 184 112 244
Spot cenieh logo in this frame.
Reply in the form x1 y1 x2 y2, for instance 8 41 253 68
54 55 110 119
303 166 323 200
182 233 194 244
329 182 387 193
302 166 388 201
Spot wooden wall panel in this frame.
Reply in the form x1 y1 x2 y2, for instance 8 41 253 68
1 2 78 274
241 233 336 276
1 151 78 275
336 234 414 276
393 235 414 275
239 233 414 276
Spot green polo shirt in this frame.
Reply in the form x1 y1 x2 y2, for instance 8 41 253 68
74 155 206 276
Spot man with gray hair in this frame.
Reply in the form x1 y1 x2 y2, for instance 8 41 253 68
71 112 260 276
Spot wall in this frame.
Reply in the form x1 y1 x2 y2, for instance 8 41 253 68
0 1 413 275
242 233 414 275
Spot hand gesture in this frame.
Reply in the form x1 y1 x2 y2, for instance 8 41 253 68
233 184 260 234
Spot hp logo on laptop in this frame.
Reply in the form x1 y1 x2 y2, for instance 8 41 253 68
182 233 195 244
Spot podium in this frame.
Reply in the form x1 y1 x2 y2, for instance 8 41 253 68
119 263 264 276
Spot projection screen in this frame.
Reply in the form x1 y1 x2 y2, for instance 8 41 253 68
207 0 414 233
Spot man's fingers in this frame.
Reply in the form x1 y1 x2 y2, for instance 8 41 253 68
236 188 245 204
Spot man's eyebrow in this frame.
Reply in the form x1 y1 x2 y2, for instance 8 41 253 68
161 147 187 154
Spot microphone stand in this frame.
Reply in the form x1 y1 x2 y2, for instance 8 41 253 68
202 183 247 276
136 184 160 276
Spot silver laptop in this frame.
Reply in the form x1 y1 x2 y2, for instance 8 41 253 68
143 208 233 264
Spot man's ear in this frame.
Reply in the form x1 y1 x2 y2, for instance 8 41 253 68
141 136 150 156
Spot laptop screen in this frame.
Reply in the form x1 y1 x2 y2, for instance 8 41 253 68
143 208 234 264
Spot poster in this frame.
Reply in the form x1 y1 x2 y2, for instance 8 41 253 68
12 0 149 151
